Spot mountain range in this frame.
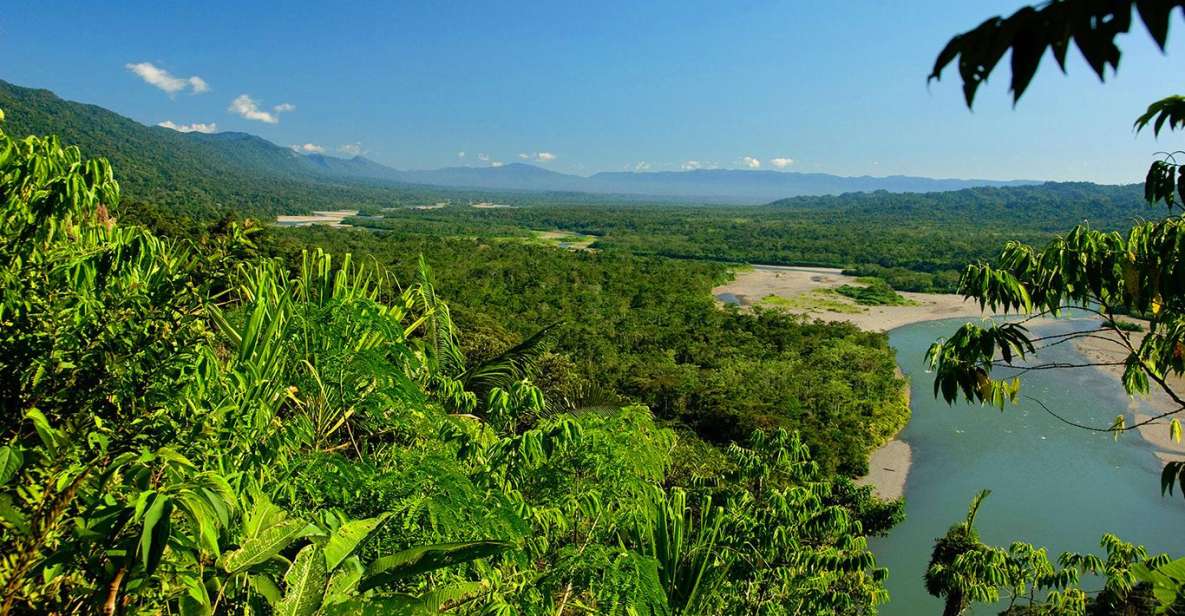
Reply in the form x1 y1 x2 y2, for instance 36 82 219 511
302 156 1041 202
0 78 1040 211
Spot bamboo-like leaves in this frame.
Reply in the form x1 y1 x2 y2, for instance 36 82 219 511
139 494 174 575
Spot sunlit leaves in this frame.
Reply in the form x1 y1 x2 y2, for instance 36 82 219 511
321 512 390 572
359 540 511 592
0 446 21 485
1132 556 1185 611
220 518 312 574
139 494 174 575
926 322 1030 408
275 544 328 616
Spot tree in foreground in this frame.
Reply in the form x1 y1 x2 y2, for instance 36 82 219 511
926 1 1185 611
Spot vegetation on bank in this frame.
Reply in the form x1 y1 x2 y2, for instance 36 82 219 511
834 280 916 307
760 291 866 315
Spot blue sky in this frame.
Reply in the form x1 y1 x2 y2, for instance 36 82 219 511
2 1 1183 183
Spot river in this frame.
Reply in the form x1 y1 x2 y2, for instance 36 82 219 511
877 317 1185 614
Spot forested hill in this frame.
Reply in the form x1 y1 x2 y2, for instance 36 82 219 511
0 79 1047 211
765 182 1145 232
0 80 461 217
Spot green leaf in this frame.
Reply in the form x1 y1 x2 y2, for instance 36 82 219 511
0 495 30 535
0 446 22 485
25 409 59 455
275 544 327 616
360 540 510 592
324 556 364 606
323 513 390 572
250 573 283 605
179 576 212 616
139 495 173 575
221 519 311 574
416 580 489 613
320 597 423 616
1111 415 1126 442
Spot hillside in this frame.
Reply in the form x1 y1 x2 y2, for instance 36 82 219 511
0 80 451 216
0 79 1045 211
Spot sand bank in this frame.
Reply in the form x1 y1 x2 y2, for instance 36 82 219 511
713 265 997 332
712 265 999 500
856 439 912 500
273 210 359 227
1072 324 1185 465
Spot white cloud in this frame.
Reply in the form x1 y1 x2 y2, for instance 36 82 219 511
157 120 217 133
457 151 466 159
338 143 364 156
681 160 702 171
291 143 325 154
491 161 504 167
273 103 296 112
228 94 281 123
634 161 651 172
126 62 208 95
741 156 761 169
770 157 795 169
477 153 490 161
518 153 530 160
535 151 556 162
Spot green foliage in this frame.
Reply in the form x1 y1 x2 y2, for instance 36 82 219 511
274 225 909 476
0 80 472 219
0 116 899 614
834 280 916 306
927 496 1170 616
345 182 1147 294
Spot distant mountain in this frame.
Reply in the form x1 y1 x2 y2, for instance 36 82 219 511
398 163 590 192
298 152 408 183
0 78 1045 211
584 169 1037 201
284 156 1038 203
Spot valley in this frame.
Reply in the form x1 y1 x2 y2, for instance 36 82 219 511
6 3 1185 611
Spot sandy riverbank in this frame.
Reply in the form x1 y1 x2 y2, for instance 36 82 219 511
273 209 358 227
713 265 997 332
856 367 913 500
857 439 912 500
714 265 1002 499
1072 323 1185 465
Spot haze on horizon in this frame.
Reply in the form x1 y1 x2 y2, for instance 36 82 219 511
3 0 1184 184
